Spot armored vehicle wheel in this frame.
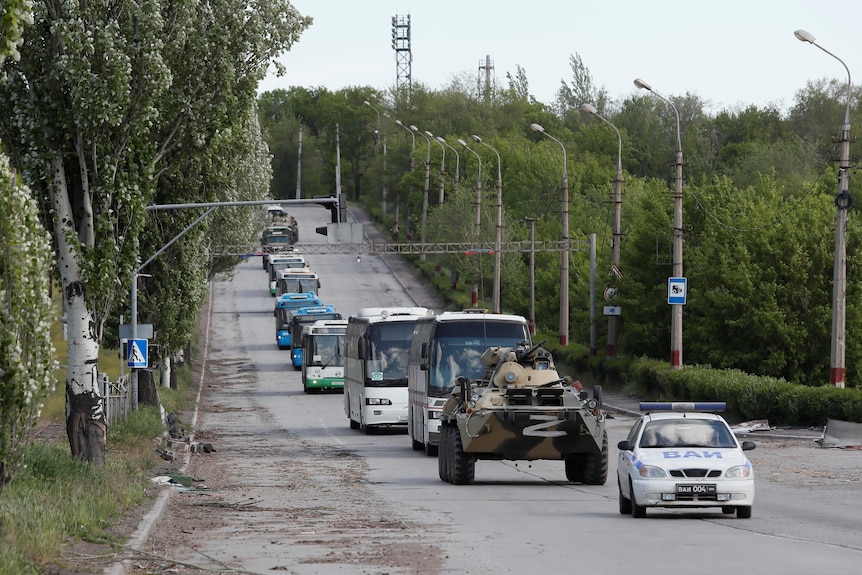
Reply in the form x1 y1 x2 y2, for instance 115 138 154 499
438 425 451 482
564 455 585 482
630 479 647 518
618 479 632 515
736 506 753 519
593 385 603 410
582 431 609 485
450 425 475 485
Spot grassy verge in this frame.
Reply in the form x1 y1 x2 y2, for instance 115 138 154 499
0 293 199 574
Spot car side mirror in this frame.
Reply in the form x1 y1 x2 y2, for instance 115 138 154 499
740 440 756 451
617 440 633 451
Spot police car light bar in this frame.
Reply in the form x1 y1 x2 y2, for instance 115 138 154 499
639 402 726 412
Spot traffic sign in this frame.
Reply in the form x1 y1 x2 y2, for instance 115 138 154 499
603 306 622 316
127 339 149 368
668 277 687 305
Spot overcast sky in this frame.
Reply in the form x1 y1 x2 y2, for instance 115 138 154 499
259 0 862 113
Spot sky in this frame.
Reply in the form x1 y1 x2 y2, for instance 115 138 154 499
259 0 862 114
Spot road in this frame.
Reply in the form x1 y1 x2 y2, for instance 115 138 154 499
131 206 862 575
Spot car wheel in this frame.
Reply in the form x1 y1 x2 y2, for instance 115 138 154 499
618 480 632 515
630 479 646 518
736 506 753 519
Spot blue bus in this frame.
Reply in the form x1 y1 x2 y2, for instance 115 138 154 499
274 292 321 349
289 305 343 368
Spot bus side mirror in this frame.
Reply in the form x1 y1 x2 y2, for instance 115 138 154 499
419 342 429 370
357 338 368 360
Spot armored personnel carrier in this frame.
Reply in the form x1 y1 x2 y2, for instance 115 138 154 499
437 342 608 485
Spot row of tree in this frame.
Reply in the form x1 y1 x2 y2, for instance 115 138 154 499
0 0 312 472
258 54 862 388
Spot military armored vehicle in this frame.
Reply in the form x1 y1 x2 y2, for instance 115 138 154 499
437 342 608 485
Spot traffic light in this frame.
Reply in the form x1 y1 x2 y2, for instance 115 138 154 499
314 194 338 236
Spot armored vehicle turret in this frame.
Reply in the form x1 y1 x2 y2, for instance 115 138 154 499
437 342 608 485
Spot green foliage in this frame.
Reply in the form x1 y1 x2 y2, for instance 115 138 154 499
0 159 57 491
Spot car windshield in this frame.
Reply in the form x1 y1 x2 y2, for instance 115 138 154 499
638 418 737 449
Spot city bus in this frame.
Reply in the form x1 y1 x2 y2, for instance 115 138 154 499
267 253 308 295
275 268 320 298
407 310 531 454
274 292 321 349
289 305 343 368
301 319 349 393
344 307 434 433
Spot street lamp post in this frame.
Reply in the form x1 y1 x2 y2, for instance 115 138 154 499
471 134 502 314
426 130 446 203
411 125 432 262
526 217 537 335
795 29 852 388
438 137 460 186
635 78 684 369
530 123 570 346
364 100 388 221
582 103 624 359
394 119 415 172
459 138 483 307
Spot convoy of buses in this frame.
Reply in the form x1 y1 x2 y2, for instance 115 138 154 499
260 210 532 452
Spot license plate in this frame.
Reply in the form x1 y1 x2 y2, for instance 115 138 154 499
399 415 408 422
676 484 717 494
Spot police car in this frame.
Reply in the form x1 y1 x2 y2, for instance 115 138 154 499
616 402 755 518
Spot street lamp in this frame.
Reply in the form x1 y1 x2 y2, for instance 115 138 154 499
364 100 388 221
530 123 570 346
635 77 684 369
459 138 483 307
411 125 432 262
582 103 624 359
471 134 502 314
795 29 853 388
438 137 460 186
394 119 415 171
425 130 446 204
525 217 537 335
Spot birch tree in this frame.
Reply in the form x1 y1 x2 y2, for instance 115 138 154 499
0 0 310 463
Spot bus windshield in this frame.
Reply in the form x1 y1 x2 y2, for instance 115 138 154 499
366 322 415 381
307 333 345 367
428 321 530 397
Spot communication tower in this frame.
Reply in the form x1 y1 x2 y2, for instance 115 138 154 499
391 14 412 94
479 55 495 102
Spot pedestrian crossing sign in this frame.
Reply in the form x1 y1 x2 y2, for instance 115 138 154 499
127 338 149 368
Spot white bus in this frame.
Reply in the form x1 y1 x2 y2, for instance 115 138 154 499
275 268 320 298
344 307 434 433
407 310 531 454
301 319 348 393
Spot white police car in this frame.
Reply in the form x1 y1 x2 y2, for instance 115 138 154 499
617 402 755 518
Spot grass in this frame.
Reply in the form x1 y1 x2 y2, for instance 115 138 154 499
0 293 199 574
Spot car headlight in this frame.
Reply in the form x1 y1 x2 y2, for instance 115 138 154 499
638 465 667 478
725 465 752 479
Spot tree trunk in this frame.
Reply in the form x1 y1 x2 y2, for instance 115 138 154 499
52 155 108 464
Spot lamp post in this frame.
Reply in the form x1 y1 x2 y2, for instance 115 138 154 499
635 77 684 369
582 103 624 359
525 217 537 335
394 119 415 171
471 134 502 314
411 125 432 262
795 29 852 388
438 137 460 186
364 100 388 221
459 138 483 307
530 123 570 346
426 130 446 204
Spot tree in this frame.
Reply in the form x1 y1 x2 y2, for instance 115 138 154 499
0 0 310 463
0 156 57 490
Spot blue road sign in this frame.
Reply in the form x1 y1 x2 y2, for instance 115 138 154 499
668 277 687 305
127 338 149 368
